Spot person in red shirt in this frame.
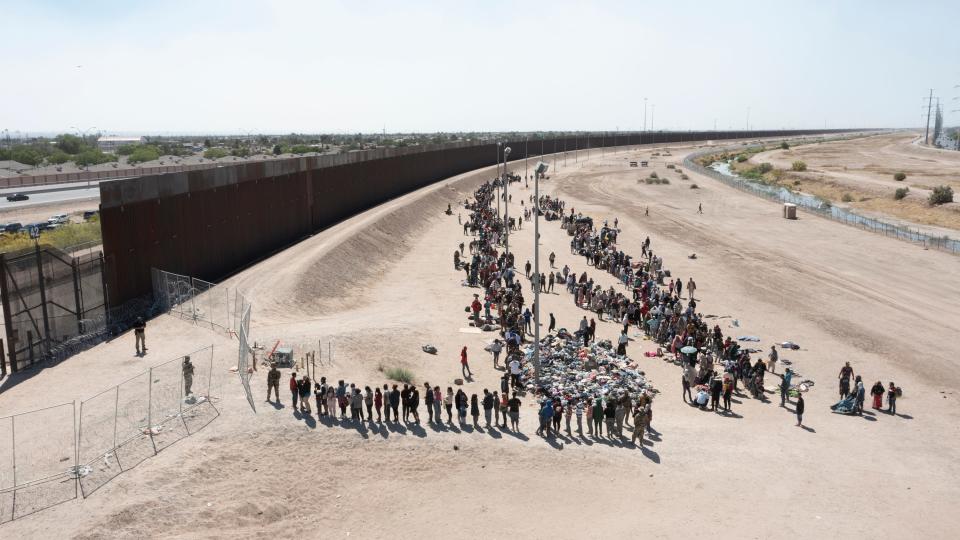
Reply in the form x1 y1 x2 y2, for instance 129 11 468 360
289 372 299 409
471 294 482 326
461 346 472 378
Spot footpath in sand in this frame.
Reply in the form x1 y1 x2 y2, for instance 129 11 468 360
2 141 960 539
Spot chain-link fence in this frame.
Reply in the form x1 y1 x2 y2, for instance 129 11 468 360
76 346 217 498
0 402 77 524
0 246 108 374
684 148 960 254
151 268 256 413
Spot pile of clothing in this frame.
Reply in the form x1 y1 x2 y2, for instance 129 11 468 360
519 334 655 402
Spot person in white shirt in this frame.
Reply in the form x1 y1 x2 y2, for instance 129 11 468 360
509 358 522 389
617 330 629 356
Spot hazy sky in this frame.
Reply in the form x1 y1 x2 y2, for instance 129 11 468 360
2 0 958 135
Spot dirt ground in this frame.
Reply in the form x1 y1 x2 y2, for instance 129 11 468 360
748 132 960 232
2 139 959 539
0 197 99 226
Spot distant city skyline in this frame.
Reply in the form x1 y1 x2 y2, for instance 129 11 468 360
2 0 958 134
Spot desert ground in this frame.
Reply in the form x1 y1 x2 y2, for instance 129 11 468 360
2 137 960 539
746 132 960 233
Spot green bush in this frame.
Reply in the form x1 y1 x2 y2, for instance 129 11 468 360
757 162 774 174
203 148 229 159
650 172 658 179
894 172 906 181
681 174 689 180
791 161 807 172
127 145 162 164
780 142 790 150
928 185 954 206
841 193 853 203
690 184 699 189
660 178 670 184
666 164 675 169
384 366 414 383
894 187 909 200
736 154 748 162
47 150 72 164
75 149 115 166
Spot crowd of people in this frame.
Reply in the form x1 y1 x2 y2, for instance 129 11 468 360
260 168 905 446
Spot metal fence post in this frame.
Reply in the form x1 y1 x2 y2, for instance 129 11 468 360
113 385 119 462
147 367 156 455
73 400 79 499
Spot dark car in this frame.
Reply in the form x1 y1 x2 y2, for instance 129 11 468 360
6 193 29 202
83 210 99 220
4 222 22 233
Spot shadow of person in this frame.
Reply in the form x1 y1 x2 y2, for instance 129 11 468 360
486 427 502 439
268 401 284 410
799 425 816 433
502 429 529 442
303 414 316 429
408 424 428 438
895 413 913 420
641 446 661 463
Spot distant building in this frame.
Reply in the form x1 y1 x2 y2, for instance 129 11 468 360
98 136 145 151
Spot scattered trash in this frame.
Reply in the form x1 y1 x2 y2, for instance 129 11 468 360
737 336 760 342
454 378 464 385
780 341 800 350
732 319 740 327
520 334 654 403
421 345 438 355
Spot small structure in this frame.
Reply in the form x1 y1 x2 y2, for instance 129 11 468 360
97 136 145 152
272 346 294 367
783 203 797 220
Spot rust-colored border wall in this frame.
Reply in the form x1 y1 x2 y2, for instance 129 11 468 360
100 130 861 306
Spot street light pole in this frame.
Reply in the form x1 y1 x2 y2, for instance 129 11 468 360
503 146 512 258
496 141 502 220
525 137 528 187
533 155 541 385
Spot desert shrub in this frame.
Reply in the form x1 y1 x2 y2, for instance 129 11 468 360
894 187 909 200
757 162 774 174
690 184 699 189
780 142 790 150
650 172 659 179
681 174 689 180
661 178 670 184
928 185 954 205
736 154 748 162
793 180 802 186
893 172 906 181
382 366 414 383
791 160 807 171
841 193 853 203
666 164 675 169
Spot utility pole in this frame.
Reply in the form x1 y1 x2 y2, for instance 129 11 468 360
924 88 934 145
503 146 512 258
533 155 541 385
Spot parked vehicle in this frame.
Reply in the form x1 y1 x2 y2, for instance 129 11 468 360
4 222 22 233
48 214 69 224
83 210 99 220
6 193 29 202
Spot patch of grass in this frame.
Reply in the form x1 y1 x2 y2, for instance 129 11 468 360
929 185 954 206
894 172 906 181
0 221 102 253
649 171 658 179
841 193 854 203
681 174 689 180
666 164 675 169
736 154 748 163
894 187 909 200
791 160 807 172
660 178 670 184
780 142 790 150
379 364 415 383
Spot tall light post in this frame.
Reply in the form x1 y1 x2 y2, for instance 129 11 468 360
643 98 648 132
532 151 541 385
524 137 529 187
503 146 512 258
496 141 502 219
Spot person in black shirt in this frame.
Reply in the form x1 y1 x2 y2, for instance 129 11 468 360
424 382 434 423
507 393 521 431
134 317 147 355
795 394 805 427
409 387 420 424
482 389 494 428
389 385 401 423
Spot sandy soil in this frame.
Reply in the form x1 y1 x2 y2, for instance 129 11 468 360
2 139 959 539
749 132 960 232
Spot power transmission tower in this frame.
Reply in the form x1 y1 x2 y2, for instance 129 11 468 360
923 89 934 144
